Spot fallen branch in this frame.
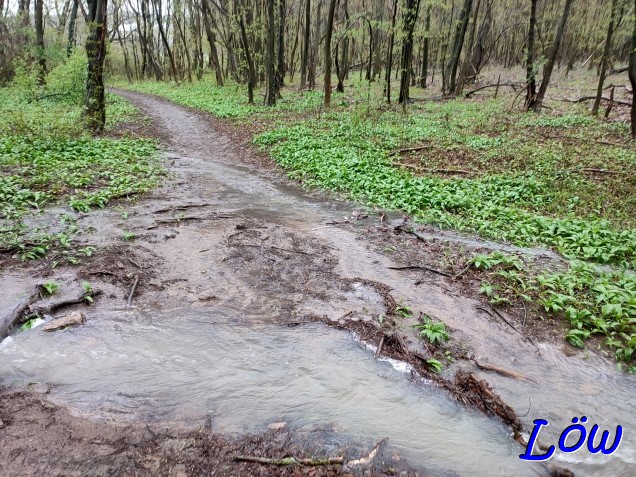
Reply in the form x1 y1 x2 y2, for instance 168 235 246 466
374 335 385 358
127 275 140 307
561 96 631 107
464 82 521 98
0 285 45 340
389 145 432 155
474 360 537 383
153 203 211 214
388 265 452 278
580 168 622 174
234 455 344 466
32 290 102 316
476 306 521 334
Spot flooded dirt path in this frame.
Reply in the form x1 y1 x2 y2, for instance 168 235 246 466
1 90 634 476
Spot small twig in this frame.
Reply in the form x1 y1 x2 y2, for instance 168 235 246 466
476 306 521 334
347 438 388 466
521 301 528 328
127 275 140 307
127 257 143 269
473 360 537 383
234 456 344 466
389 144 432 155
31 290 103 316
86 270 120 278
153 203 211 214
388 265 452 278
453 263 472 280
375 335 385 358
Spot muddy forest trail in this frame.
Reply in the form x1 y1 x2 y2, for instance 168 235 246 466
1 91 634 477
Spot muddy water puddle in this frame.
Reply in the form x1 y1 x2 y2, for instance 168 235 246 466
0 307 535 476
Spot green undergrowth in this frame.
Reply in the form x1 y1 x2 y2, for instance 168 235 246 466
0 56 162 261
473 251 636 370
116 77 636 363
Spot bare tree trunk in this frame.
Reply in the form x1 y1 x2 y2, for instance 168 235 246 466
323 0 337 107
300 0 310 88
153 0 179 81
276 0 285 89
419 4 431 88
237 0 256 103
66 0 79 56
385 0 398 101
35 0 46 85
456 0 481 94
629 1 636 138
308 0 321 90
202 0 223 85
398 0 422 104
592 0 619 116
529 0 574 112
84 0 108 133
525 0 538 108
266 0 276 105
446 0 473 95
335 0 348 92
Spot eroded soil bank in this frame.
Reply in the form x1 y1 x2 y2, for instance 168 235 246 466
0 90 634 476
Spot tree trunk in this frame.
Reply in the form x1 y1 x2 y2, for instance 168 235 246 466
419 4 431 88
84 0 108 133
592 0 619 116
385 0 398 102
237 1 256 103
266 0 276 105
153 0 179 81
308 0 321 90
529 0 574 112
525 0 538 107
455 0 481 94
35 0 46 85
335 0 348 92
300 0 310 88
398 0 422 104
276 0 285 89
323 0 337 107
202 0 223 85
446 0 473 95
629 1 636 138
66 0 79 57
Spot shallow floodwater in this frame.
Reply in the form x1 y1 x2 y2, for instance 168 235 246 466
0 306 539 476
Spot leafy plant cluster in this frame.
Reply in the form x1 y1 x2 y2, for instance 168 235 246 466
0 63 162 261
473 251 636 367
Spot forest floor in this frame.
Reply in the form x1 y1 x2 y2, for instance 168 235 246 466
0 72 635 476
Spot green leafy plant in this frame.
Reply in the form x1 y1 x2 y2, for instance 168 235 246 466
42 280 59 295
414 314 450 345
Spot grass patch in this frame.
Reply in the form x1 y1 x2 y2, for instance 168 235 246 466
1 59 162 262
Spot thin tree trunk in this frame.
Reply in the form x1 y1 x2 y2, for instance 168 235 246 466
419 4 431 88
446 0 473 95
237 1 256 103
629 0 636 138
153 0 179 81
266 0 276 105
84 0 108 133
525 0 538 107
398 0 422 104
592 0 619 116
456 0 481 94
276 0 285 89
35 0 46 85
300 0 310 88
385 0 398 102
308 0 321 90
66 0 79 56
202 0 223 85
323 0 337 107
529 0 574 112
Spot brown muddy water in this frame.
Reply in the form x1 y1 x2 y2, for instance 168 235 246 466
1 90 635 476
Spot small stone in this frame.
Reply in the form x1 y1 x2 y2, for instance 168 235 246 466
267 421 287 431
148 279 163 289
0 419 5 428
43 311 85 332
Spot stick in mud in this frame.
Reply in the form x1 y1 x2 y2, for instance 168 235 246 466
127 275 140 307
234 455 344 466
0 284 44 340
347 438 388 466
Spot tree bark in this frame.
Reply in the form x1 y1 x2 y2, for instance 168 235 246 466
308 0 322 90
300 0 310 88
276 0 285 89
266 0 276 105
629 0 636 138
419 4 431 89
592 0 619 116
84 0 108 133
237 0 256 103
202 0 224 85
66 0 79 57
153 0 179 81
398 0 422 104
529 0 574 112
525 0 538 107
456 0 481 94
446 0 473 95
385 0 398 102
35 0 46 86
323 0 337 107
